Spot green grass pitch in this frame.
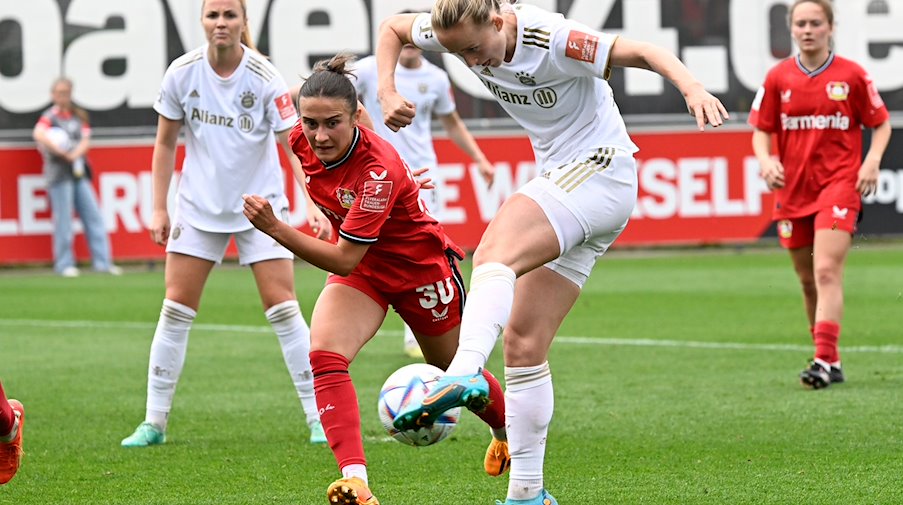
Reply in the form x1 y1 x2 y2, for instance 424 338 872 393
1 244 902 504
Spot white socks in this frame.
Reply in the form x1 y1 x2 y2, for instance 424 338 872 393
145 299 196 430
266 300 319 427
446 263 516 376
341 464 368 485
505 362 553 501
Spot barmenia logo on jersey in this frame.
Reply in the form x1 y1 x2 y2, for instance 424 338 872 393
780 112 850 131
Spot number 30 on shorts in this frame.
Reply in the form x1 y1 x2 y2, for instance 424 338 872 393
415 278 455 309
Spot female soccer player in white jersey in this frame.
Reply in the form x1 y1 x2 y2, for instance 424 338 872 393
355 45 496 359
749 0 891 390
243 52 508 505
120 0 331 448
376 1 728 503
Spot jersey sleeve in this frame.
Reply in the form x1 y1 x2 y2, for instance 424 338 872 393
266 70 298 133
433 70 456 116
351 56 376 99
409 13 448 52
154 64 185 121
855 69 889 128
748 69 780 133
338 162 406 244
549 19 618 80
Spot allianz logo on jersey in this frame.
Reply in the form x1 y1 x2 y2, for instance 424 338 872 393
479 78 557 109
780 112 850 131
189 107 255 132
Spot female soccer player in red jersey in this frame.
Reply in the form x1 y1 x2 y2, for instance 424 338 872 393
749 0 891 389
242 53 507 505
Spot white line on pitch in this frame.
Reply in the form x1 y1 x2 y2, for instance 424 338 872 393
2 318 901 354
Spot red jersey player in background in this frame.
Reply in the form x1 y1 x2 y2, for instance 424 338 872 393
749 0 891 389
242 53 507 505
0 379 24 484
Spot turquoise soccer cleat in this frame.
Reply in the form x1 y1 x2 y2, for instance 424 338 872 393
494 489 558 505
121 422 166 448
392 371 490 431
309 420 327 444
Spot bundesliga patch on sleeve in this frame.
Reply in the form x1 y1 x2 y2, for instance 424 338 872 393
565 30 598 63
275 92 297 120
360 181 393 212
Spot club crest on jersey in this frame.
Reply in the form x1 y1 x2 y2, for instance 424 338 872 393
826 81 849 101
418 83 428 94
515 71 536 86
335 188 356 209
778 220 793 239
360 181 393 212
240 91 257 108
565 30 598 63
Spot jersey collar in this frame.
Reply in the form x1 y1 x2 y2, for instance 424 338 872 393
321 127 361 170
795 51 834 78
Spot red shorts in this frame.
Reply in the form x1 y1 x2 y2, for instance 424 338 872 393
776 206 859 249
326 248 465 336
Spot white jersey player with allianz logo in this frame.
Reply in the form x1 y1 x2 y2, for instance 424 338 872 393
377 1 728 503
121 0 331 451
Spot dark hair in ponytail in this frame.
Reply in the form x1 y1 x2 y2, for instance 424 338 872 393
299 52 359 114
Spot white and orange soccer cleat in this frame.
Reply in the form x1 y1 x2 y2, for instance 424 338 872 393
326 477 380 505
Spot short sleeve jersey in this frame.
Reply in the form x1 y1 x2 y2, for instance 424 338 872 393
410 4 637 167
748 53 889 218
35 107 91 184
154 44 298 232
354 55 455 171
289 124 461 286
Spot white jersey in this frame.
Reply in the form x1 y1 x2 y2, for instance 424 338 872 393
411 4 637 167
154 44 297 232
353 55 455 171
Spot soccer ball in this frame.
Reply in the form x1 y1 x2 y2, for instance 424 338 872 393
377 363 461 447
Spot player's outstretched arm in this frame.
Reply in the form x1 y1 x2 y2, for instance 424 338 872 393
243 194 368 276
610 37 729 131
376 14 420 131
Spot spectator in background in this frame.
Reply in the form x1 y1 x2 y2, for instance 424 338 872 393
749 0 891 389
354 43 495 358
32 77 121 277
120 0 330 448
0 380 24 485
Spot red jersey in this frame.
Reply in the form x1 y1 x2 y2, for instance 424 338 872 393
748 54 888 219
289 123 462 287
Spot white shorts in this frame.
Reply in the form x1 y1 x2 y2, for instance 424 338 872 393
517 147 638 288
166 213 294 266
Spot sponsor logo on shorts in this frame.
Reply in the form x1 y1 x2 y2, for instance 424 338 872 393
171 224 182 240
832 205 849 219
778 219 792 239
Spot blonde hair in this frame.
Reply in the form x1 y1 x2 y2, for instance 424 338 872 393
431 0 511 30
201 0 258 52
789 0 834 27
51 77 89 123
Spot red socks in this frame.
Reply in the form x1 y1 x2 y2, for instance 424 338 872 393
310 350 366 468
0 381 13 436
476 369 506 429
813 320 840 364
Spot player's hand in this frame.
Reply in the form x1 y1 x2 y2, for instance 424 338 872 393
149 209 170 246
378 90 416 132
411 167 435 190
307 202 333 241
242 194 279 235
759 157 785 190
684 84 729 131
477 159 496 188
856 158 880 197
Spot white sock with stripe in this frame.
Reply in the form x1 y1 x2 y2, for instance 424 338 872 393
145 299 196 430
266 300 319 427
505 362 553 501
